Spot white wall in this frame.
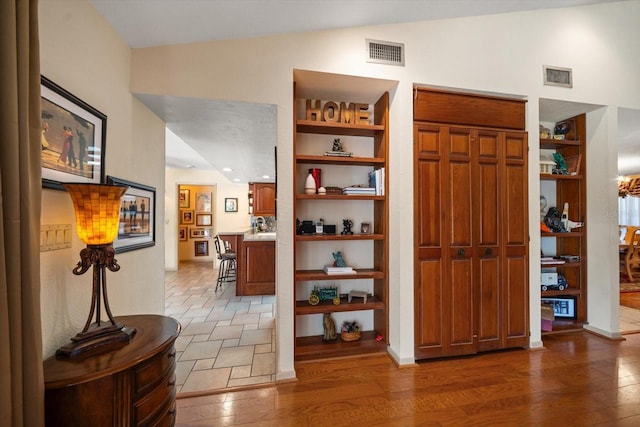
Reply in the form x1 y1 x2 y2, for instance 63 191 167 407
129 0 640 379
39 0 167 357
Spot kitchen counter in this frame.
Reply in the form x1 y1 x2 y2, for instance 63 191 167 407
243 231 276 241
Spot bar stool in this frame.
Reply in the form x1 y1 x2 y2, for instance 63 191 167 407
214 236 236 290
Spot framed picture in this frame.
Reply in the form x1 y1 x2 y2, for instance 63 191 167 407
190 227 212 239
196 213 212 226
41 76 106 190
106 176 156 253
195 191 212 213
194 240 209 257
225 198 238 213
179 188 190 208
178 226 187 241
181 210 194 224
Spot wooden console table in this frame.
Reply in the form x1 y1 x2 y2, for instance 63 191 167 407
44 314 181 426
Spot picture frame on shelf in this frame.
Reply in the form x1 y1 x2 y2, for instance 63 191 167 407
181 210 194 224
565 154 582 175
179 226 187 241
225 198 238 212
40 76 106 190
107 176 156 253
190 227 212 239
194 240 209 257
195 191 212 213
196 213 212 226
179 188 190 208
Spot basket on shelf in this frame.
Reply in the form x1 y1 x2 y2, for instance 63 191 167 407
340 320 361 341
340 331 361 342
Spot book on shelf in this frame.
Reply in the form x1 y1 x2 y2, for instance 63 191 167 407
324 150 353 157
323 265 357 274
541 257 565 265
342 186 376 195
368 167 385 196
558 255 580 262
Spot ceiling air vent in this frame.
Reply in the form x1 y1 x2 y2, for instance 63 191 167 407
366 39 404 66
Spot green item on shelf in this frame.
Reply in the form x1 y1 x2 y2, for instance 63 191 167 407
553 153 569 175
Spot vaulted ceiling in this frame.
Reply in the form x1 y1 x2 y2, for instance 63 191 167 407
88 0 638 181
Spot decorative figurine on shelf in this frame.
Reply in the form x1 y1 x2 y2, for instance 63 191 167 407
544 207 567 233
324 138 353 157
341 219 353 235
552 153 569 175
323 313 337 341
332 251 346 267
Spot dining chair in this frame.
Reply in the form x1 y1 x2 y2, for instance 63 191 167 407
623 226 639 244
621 229 640 280
214 235 236 290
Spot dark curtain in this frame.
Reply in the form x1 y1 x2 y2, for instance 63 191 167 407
0 0 44 426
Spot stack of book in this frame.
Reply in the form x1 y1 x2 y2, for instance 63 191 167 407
323 265 357 275
324 150 353 157
368 167 385 196
342 186 376 195
541 257 565 265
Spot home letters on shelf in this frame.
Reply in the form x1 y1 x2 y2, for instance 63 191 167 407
305 99 369 125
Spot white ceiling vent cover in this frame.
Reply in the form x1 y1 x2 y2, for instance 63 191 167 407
366 39 404 66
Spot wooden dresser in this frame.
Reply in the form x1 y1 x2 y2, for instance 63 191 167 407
44 315 181 426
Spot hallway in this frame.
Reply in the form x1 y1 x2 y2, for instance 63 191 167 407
165 261 275 395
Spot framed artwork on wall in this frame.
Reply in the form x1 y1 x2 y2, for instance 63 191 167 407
107 176 156 253
179 188 190 208
225 198 238 213
40 76 106 190
190 227 212 239
194 240 209 257
195 192 212 213
196 213 212 226
179 226 187 241
181 210 194 224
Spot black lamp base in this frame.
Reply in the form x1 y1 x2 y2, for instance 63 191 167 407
56 324 137 359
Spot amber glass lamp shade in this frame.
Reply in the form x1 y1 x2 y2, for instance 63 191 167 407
63 184 127 245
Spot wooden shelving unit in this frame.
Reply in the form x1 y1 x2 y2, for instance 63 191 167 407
540 114 587 333
293 72 389 361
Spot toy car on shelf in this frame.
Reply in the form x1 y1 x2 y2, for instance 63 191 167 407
541 275 568 291
308 286 340 305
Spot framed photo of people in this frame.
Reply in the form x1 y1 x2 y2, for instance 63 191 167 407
40 76 106 190
107 176 156 253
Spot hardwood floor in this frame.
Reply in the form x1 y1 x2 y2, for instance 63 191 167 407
621 291 640 310
176 330 640 426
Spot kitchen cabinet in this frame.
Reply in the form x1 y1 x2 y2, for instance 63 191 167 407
293 71 389 361
540 113 587 332
236 235 275 295
44 315 180 426
250 182 276 216
413 88 529 360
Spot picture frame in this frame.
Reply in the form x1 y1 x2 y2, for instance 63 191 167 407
41 76 106 190
194 240 209 257
179 188 190 208
106 176 156 253
225 198 238 213
195 191 212 213
190 227 212 239
181 210 194 224
178 226 187 241
196 213 212 226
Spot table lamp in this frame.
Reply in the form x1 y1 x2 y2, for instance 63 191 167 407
56 183 137 358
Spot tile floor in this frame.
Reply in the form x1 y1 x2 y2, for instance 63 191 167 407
620 304 640 333
164 261 275 395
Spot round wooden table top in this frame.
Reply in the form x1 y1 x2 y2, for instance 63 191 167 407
43 314 180 388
